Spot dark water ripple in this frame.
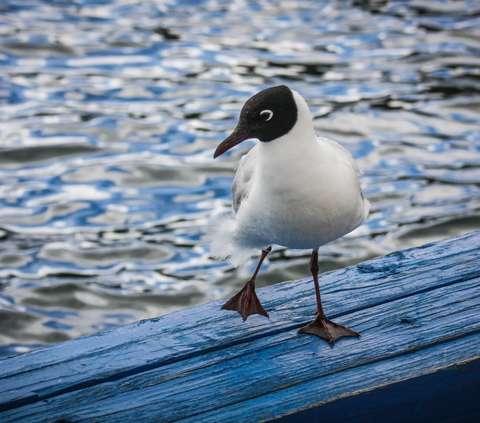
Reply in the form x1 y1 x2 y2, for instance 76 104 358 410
0 0 479 358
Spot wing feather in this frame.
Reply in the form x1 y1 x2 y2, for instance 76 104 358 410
318 137 368 208
319 137 361 175
232 146 258 214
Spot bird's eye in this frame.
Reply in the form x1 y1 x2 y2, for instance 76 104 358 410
260 110 273 121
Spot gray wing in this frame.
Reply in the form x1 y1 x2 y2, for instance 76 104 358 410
319 136 361 175
319 136 368 205
231 146 258 214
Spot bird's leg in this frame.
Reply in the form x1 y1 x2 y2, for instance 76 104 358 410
222 246 271 321
298 248 360 345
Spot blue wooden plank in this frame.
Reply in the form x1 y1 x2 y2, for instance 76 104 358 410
196 342 480 423
272 356 480 423
1 230 479 414
1 275 478 422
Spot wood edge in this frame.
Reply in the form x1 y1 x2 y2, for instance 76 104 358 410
263 355 480 422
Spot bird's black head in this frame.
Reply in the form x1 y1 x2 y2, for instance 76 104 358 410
214 85 298 158
238 85 298 142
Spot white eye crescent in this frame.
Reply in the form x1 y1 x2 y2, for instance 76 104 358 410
260 110 273 121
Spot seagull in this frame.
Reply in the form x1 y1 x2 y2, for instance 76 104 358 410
211 85 370 345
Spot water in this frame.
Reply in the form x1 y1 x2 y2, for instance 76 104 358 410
0 0 479 358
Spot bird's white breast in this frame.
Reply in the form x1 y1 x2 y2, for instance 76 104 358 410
233 132 368 250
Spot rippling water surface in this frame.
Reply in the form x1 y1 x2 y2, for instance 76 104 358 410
1 0 480 358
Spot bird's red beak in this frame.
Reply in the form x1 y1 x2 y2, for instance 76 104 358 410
213 125 251 159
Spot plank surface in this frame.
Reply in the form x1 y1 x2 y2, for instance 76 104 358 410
2 275 479 422
0 231 479 422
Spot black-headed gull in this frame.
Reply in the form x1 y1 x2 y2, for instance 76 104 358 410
211 85 370 345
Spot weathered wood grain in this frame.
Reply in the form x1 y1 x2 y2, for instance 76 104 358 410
1 231 479 414
1 275 478 423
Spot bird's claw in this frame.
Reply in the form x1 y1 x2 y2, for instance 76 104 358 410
298 315 360 345
222 280 269 321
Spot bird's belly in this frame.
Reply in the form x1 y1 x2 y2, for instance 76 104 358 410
235 169 365 249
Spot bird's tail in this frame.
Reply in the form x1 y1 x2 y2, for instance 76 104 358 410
209 214 256 267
